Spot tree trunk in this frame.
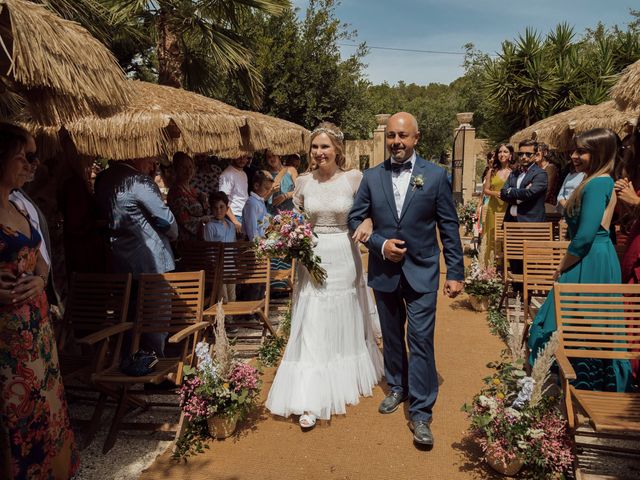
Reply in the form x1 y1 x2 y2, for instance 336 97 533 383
157 7 183 88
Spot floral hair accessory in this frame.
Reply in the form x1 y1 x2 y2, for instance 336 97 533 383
311 127 344 142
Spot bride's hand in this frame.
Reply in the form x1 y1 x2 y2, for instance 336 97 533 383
352 218 373 243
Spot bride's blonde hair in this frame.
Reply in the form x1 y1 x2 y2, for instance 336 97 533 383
308 122 346 171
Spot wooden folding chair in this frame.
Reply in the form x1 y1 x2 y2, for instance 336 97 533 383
58 273 133 383
554 283 640 479
556 219 568 241
203 241 275 338
498 222 553 310
176 240 223 307
493 212 505 269
86 271 208 453
522 240 569 341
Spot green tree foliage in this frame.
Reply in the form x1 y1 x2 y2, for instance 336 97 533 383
213 0 373 138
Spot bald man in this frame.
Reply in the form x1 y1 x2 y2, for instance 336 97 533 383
349 112 464 447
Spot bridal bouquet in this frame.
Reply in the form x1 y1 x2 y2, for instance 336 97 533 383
253 209 327 285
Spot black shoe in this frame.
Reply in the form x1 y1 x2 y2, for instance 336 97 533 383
410 420 434 446
378 391 407 414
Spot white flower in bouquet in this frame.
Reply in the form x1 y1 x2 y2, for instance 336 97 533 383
512 376 535 409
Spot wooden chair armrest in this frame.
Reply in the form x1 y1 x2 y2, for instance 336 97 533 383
168 322 209 344
555 348 577 380
77 322 134 346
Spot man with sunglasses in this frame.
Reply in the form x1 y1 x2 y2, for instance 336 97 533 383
500 139 548 223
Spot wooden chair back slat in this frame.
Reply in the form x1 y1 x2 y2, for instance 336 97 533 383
134 271 205 335
554 283 640 361
523 240 568 293
503 222 553 277
220 241 270 285
176 241 223 289
62 273 132 345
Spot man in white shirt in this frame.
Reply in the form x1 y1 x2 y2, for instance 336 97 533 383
219 155 250 234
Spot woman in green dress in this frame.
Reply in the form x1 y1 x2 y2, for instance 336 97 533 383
527 128 632 392
481 144 513 266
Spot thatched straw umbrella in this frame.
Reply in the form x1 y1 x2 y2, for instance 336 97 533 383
0 0 130 124
612 59 640 110
510 100 640 150
42 81 309 161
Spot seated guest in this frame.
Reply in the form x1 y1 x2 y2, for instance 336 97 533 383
0 122 79 479
203 191 236 303
167 152 213 241
242 170 274 241
220 155 250 235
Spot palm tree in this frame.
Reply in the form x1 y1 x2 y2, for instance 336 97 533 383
35 0 289 107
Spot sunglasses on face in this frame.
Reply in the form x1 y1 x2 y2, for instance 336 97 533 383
518 152 534 158
25 152 39 164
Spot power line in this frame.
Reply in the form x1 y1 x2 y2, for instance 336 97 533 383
338 43 467 56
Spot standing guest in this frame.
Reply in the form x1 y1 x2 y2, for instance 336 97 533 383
528 128 632 392
286 153 302 171
500 139 548 223
167 152 213 241
266 150 298 214
349 112 464 446
58 159 108 277
203 191 237 304
481 144 513 265
535 142 560 208
95 157 177 355
242 170 274 241
0 123 79 480
190 155 222 197
203 191 236 243
556 164 586 215
219 154 250 235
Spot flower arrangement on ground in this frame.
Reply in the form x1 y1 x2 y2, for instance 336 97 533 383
254 209 327 285
462 332 574 478
174 303 262 458
464 260 502 309
457 200 478 236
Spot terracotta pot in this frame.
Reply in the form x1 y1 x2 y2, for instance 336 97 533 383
485 449 524 476
469 295 490 312
207 414 238 439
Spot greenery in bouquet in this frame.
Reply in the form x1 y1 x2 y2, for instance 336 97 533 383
462 333 574 478
457 200 478 236
254 209 327 285
464 260 502 301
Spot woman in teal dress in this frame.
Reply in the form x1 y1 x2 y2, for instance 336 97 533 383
527 128 632 392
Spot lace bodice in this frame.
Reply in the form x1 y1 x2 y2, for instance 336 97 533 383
294 170 362 233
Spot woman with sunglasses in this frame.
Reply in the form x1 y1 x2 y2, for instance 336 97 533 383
0 123 78 479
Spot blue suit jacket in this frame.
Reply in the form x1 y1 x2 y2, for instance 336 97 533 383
499 164 548 222
348 156 464 293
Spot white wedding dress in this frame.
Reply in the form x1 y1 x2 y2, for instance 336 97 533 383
266 169 384 420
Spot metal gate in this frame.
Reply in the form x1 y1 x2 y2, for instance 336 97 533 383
451 126 466 204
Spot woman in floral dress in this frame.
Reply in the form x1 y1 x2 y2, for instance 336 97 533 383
0 123 78 479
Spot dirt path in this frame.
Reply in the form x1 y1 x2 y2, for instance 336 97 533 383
140 275 504 480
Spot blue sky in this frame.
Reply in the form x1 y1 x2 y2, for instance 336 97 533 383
291 1 637 86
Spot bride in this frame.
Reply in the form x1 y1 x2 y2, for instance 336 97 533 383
265 122 383 429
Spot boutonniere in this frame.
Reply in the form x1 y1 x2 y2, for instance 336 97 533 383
411 174 424 191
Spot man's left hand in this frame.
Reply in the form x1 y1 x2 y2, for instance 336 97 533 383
443 280 463 298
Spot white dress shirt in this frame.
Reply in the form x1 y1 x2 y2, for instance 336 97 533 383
382 153 416 258
509 165 531 218
219 166 249 217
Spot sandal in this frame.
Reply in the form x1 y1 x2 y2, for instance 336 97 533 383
299 413 317 430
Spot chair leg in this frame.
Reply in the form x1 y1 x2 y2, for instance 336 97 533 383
256 311 276 336
103 387 130 454
83 392 108 449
